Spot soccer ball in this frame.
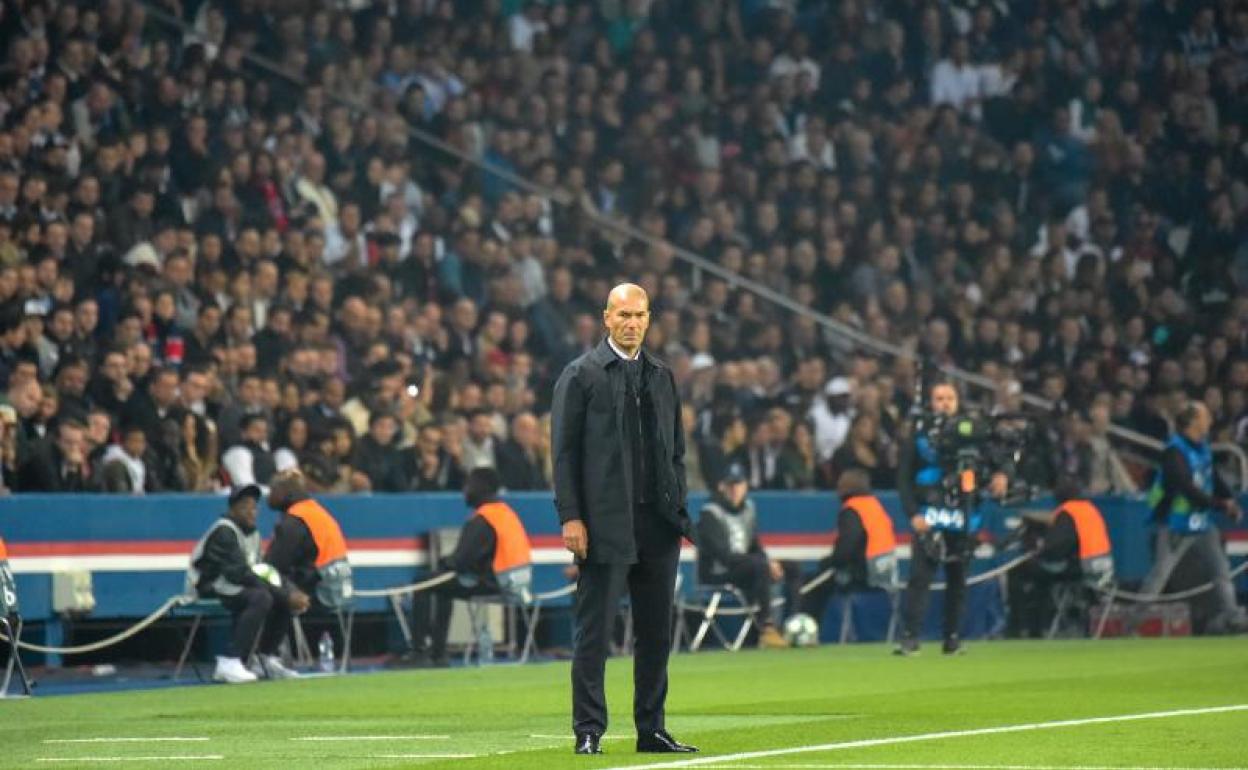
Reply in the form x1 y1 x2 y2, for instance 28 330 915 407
252 563 282 588
782 613 819 647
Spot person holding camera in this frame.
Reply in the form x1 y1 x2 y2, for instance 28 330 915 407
896 381 1010 656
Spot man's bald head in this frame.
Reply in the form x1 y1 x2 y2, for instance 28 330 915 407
603 283 651 356
605 283 648 312
268 468 309 511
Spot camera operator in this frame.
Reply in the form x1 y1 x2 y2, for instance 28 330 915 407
896 381 1010 656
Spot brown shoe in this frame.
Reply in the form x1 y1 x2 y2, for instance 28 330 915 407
759 625 790 649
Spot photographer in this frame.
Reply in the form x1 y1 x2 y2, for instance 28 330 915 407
1141 402 1246 634
896 381 1010 656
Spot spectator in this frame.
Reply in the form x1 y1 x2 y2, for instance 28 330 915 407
352 411 407 493
18 418 93 492
221 414 276 489
828 412 896 491
460 409 498 471
100 423 157 494
122 367 181 448
809 377 854 467
495 412 548 491
410 421 465 492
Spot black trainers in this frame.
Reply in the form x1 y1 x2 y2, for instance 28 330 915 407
893 637 920 656
942 635 965 655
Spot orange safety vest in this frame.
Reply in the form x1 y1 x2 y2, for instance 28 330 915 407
844 495 897 558
475 501 532 575
1055 499 1111 560
286 499 349 567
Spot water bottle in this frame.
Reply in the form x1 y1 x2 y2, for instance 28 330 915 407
476 622 493 664
318 631 335 673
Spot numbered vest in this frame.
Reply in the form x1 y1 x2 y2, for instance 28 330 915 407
1147 435 1215 534
0 536 18 616
1055 500 1113 586
474 501 533 600
286 499 354 609
920 505 977 533
843 496 899 589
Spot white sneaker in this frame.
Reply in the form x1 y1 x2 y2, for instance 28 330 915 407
249 654 300 680
213 656 258 684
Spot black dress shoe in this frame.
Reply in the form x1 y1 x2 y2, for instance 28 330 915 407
574 733 602 755
636 730 698 753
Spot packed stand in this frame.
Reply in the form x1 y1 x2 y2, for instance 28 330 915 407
0 0 1245 497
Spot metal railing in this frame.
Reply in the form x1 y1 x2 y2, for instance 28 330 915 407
139 3 1247 491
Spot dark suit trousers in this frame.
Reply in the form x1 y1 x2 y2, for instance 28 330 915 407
572 506 680 737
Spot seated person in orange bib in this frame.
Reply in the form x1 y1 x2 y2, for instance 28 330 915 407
265 469 353 613
408 466 533 667
800 469 899 621
1006 476 1113 638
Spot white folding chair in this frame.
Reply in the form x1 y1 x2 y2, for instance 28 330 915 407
676 583 759 652
1 614 32 697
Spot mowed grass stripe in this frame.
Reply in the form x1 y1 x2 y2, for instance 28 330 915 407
2 639 1244 770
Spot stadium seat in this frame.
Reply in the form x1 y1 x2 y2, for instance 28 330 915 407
674 582 762 652
834 587 903 644
1 613 32 698
172 598 232 682
460 583 576 665
1047 576 1115 640
291 603 355 673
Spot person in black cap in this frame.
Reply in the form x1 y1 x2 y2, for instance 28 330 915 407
696 462 792 648
185 484 309 683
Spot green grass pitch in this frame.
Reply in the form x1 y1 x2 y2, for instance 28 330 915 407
3 638 1245 769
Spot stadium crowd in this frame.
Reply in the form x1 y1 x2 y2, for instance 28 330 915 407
0 0 1246 497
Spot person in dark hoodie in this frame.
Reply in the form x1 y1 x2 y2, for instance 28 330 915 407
351 410 407 491
185 484 309 683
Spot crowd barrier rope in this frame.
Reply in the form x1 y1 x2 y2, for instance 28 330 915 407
4 556 1244 656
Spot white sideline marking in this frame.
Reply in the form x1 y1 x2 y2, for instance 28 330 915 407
694 765 1248 770
528 734 630 740
36 757 223 763
603 704 1248 770
43 738 210 744
367 754 477 760
291 735 450 741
